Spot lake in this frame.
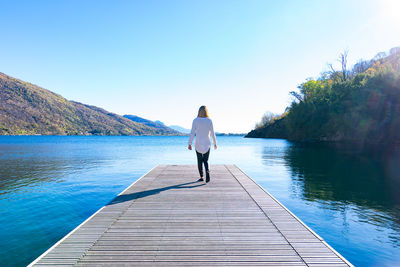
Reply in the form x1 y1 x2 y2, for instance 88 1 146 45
0 136 399 266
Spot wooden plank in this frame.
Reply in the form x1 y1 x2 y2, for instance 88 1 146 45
30 164 352 266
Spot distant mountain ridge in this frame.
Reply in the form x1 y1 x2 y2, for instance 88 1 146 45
0 72 180 135
123 116 191 134
123 115 178 134
168 125 191 134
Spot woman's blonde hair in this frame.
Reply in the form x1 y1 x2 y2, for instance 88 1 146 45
198 105 209 118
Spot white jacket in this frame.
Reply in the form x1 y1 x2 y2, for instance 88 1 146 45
188 117 217 154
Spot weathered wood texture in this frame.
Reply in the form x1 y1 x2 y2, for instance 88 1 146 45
30 164 352 266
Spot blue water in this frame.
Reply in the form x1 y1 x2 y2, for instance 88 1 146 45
0 136 399 266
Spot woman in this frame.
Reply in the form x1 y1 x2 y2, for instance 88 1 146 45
188 106 217 183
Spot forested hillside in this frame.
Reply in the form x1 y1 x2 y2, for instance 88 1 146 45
247 47 400 144
0 72 179 135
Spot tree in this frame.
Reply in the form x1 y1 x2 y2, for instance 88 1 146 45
373 51 386 60
389 47 400 55
326 50 349 82
290 91 303 102
340 50 348 81
255 112 279 129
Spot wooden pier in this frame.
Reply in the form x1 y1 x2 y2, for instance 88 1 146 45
29 164 352 266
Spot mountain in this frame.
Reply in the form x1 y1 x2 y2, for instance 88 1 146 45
0 72 179 135
124 117 191 134
168 125 191 134
123 115 179 135
154 120 165 126
246 47 400 144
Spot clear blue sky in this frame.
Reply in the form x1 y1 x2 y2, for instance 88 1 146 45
1 0 400 133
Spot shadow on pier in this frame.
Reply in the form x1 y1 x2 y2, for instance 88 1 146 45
108 180 205 205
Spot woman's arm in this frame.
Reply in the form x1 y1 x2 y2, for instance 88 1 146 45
210 120 217 149
188 119 196 150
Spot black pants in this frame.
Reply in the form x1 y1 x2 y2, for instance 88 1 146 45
196 149 210 177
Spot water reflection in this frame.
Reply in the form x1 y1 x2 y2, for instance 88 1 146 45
0 145 104 197
284 142 400 241
0 139 117 267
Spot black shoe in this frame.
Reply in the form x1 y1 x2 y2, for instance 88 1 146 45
198 177 204 182
206 172 210 183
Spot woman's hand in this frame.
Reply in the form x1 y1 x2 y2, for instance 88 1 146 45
188 144 192 150
214 144 217 150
